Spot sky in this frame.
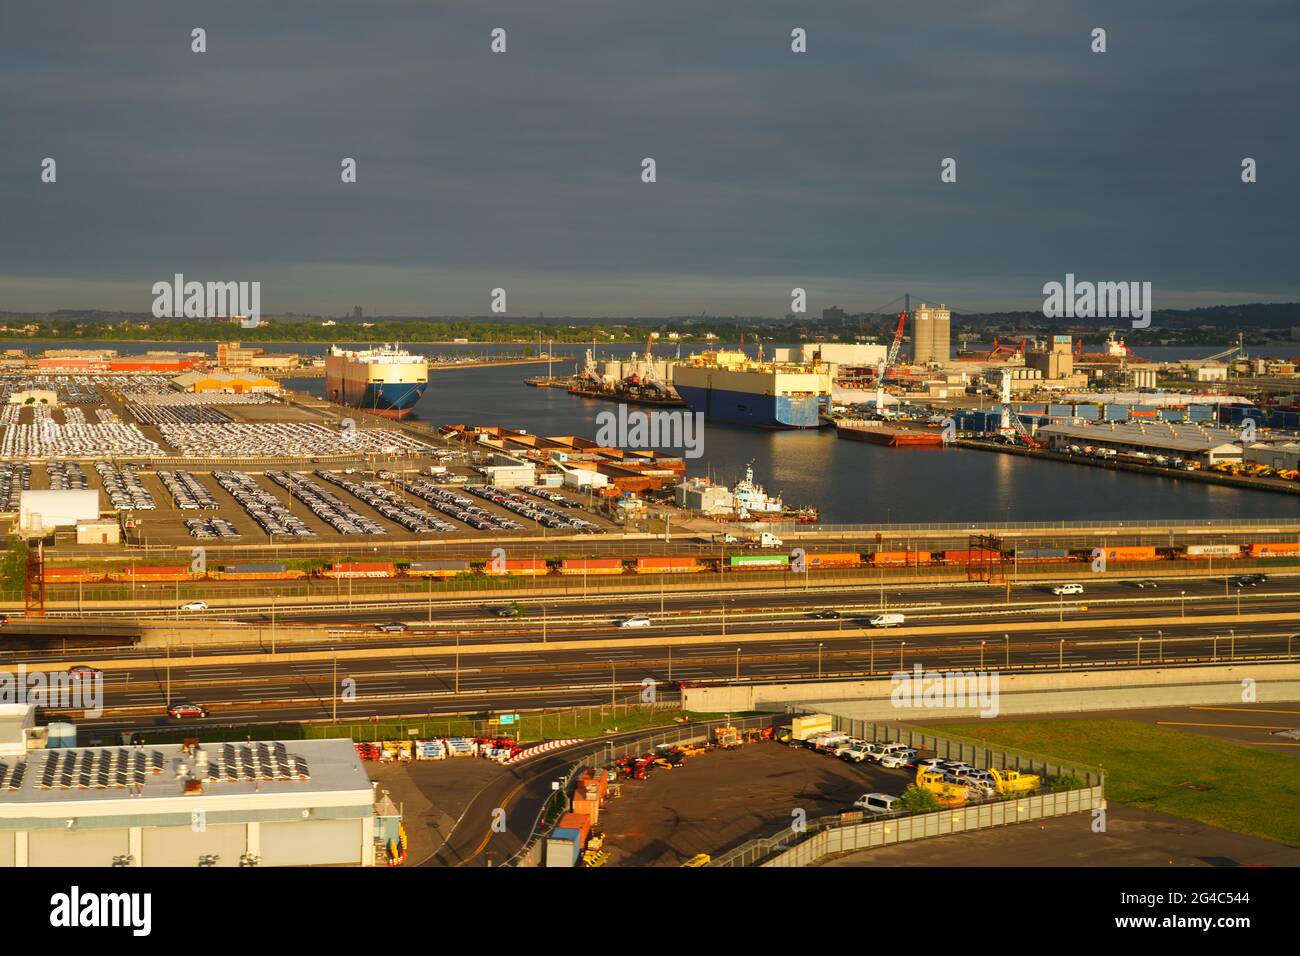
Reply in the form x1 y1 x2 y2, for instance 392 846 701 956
1 1 1297 318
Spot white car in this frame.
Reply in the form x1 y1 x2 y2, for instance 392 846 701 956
830 739 866 758
853 793 900 815
180 601 208 611
1051 583 1084 596
617 615 652 628
878 750 917 769
839 743 879 763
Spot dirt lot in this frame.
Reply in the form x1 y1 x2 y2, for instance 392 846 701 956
816 802 1300 867
598 742 912 866
365 758 506 865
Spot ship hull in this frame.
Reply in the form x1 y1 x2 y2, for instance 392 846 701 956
674 384 823 428
325 352 429 420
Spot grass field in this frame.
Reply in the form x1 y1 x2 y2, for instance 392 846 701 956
922 719 1300 845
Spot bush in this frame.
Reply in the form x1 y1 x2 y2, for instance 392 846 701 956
1051 773 1085 792
898 784 943 814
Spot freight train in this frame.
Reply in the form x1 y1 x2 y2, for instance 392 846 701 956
38 541 1300 586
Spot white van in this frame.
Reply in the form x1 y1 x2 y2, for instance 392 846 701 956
854 793 900 815
868 612 905 628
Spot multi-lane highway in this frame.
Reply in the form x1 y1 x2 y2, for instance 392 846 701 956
21 573 1299 735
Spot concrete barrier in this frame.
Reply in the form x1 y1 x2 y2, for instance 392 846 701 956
682 662 1300 718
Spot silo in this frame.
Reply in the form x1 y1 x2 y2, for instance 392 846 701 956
931 305 951 365
912 307 933 365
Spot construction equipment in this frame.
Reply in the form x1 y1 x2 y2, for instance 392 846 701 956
714 726 741 750
581 848 609 867
679 742 710 757
682 853 711 867
915 768 968 808
989 767 1041 794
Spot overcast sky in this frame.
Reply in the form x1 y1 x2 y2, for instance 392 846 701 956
2 1 1297 317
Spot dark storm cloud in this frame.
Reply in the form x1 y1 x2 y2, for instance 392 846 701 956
1 0 1296 315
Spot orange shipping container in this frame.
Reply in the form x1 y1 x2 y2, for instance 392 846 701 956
559 558 624 575
120 565 192 582
571 796 600 826
44 567 91 583
484 559 548 576
559 811 592 845
1100 546 1157 562
806 552 863 568
635 556 704 573
1249 542 1300 558
873 551 932 566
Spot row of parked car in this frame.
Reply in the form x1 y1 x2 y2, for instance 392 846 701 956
157 470 220 510
212 470 316 538
0 462 30 510
96 462 157 512
805 731 1007 798
184 516 241 539
266 471 386 535
315 470 455 534
46 460 88 491
466 484 602 532
400 480 525 531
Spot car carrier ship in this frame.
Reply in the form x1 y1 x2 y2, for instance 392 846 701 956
670 350 832 428
325 344 429 419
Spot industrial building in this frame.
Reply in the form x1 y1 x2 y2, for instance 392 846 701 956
172 370 281 395
675 476 735 516
911 304 951 366
19 489 100 536
1035 421 1246 465
477 453 537 488
0 727 379 867
215 341 301 372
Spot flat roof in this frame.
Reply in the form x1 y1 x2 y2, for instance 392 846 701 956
1037 421 1248 453
0 738 371 817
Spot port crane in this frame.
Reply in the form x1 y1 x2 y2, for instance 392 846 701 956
1199 333 1246 365
872 308 910 418
999 370 1041 448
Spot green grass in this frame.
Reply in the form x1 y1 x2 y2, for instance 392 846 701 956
921 719 1300 845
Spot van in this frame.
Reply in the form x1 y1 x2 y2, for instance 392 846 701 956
853 793 900 815
868 612 905 628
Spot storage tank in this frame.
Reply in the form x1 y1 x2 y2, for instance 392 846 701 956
912 308 932 365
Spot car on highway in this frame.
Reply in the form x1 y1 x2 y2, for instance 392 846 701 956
179 600 208 611
167 701 209 719
617 615 652 628
1132 579 1160 589
67 664 103 677
853 793 901 815
867 612 905 628
489 605 521 617
0 613 8 626
1229 573 1267 587
1051 583 1084 596
808 609 841 619
374 621 409 633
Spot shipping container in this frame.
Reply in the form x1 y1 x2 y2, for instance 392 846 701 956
870 551 931 566
1015 547 1070 561
805 552 863 568
560 810 593 844
545 834 580 868
483 558 548 576
1074 404 1101 420
634 556 704 573
728 554 790 568
942 549 1001 564
117 565 193 582
559 558 624 576
1248 542 1300 558
791 713 834 741
1098 546 1158 562
405 559 472 577
221 562 286 575
1103 404 1130 421
1187 405 1214 421
1185 545 1241 558
44 567 91 583
327 561 395 578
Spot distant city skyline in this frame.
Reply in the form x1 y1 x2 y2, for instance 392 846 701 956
2 1 1297 317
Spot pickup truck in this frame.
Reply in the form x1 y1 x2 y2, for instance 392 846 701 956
807 732 853 753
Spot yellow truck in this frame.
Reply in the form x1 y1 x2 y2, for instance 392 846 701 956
989 767 1041 794
915 768 967 808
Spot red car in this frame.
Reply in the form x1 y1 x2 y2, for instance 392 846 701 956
167 701 209 719
67 665 103 677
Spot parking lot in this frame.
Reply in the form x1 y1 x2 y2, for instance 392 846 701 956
597 741 911 866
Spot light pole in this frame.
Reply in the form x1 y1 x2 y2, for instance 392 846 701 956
610 660 616 709
1229 628 1235 660
817 642 823 679
735 647 740 681
1212 633 1218 661
899 640 905 671
1004 633 1010 668
427 578 432 624
1158 629 1163 662
1058 638 1064 670
721 601 726 638
1058 592 1064 623
1236 588 1241 617
869 637 875 674
980 640 986 671
332 652 338 722
542 603 547 643
667 645 672 683
1181 590 1186 619
455 634 460 694
1136 635 1142 666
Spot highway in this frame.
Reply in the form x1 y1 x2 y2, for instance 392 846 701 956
23 573 1298 735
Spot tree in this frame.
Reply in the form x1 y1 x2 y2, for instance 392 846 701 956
898 784 942 814
0 536 29 592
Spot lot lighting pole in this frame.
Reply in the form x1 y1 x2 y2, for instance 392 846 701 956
817 643 824 679
610 661 616 709
898 641 905 671
1058 639 1064 670
1136 636 1142 666
455 634 460 694
1181 590 1186 619
1004 634 1010 668
1236 588 1241 617
1229 628 1235 660
1158 629 1163 662
735 647 740 681
979 640 986 671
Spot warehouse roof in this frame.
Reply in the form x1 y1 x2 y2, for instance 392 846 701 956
0 738 371 817
1037 420 1248 453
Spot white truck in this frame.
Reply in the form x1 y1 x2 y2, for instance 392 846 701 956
757 532 783 548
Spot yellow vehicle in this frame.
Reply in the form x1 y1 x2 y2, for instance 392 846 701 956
915 768 967 808
682 853 711 867
680 743 709 757
714 726 741 750
989 767 1041 794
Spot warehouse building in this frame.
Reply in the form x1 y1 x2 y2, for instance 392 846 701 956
0 731 378 867
1035 421 1246 466
172 369 281 395
19 489 100 536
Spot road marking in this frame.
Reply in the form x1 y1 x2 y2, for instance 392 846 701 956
1155 721 1294 730
1188 706 1300 716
